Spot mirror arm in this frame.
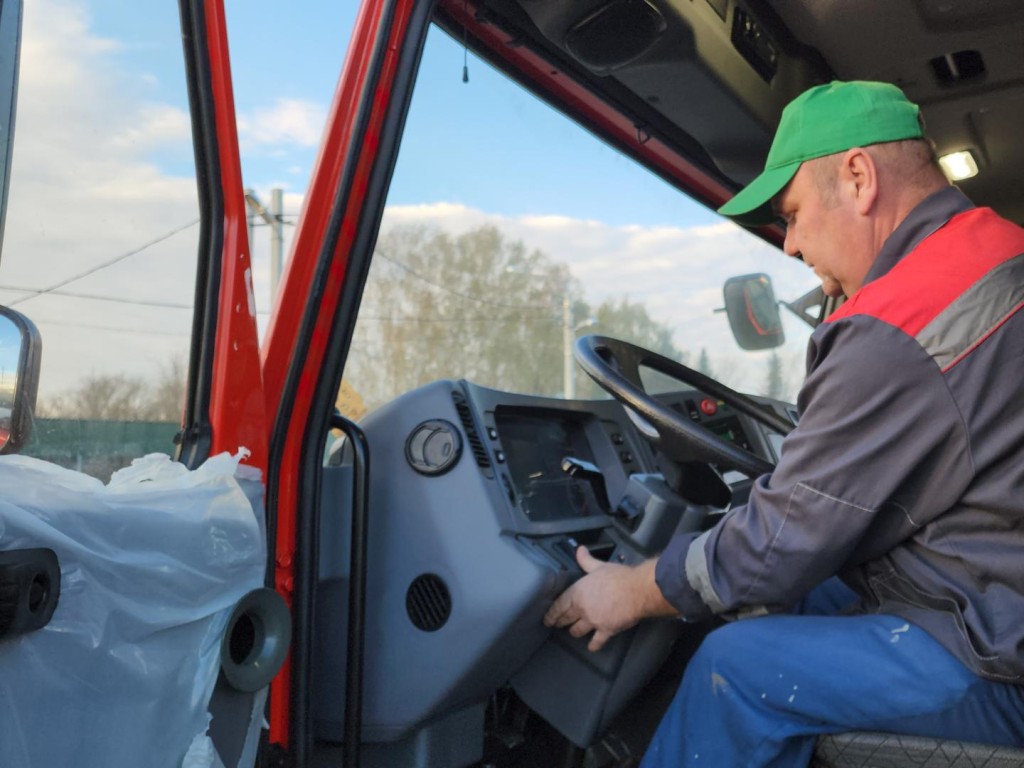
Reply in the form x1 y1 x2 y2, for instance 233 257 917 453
781 285 826 329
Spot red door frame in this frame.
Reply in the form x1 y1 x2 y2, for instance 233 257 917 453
257 0 422 753
200 0 268 470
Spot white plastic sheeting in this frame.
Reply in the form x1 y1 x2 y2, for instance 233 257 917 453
0 451 265 768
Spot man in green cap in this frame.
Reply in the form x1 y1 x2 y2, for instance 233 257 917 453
545 81 1024 765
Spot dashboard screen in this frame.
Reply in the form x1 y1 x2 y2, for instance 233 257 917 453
495 410 601 522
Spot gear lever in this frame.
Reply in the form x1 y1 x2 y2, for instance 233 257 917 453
560 456 610 513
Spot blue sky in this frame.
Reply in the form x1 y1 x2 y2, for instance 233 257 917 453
388 26 723 228
74 2 724 229
221 3 720 229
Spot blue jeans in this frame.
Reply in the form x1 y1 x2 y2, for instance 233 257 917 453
640 579 1024 767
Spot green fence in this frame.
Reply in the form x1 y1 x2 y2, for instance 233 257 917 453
23 418 180 481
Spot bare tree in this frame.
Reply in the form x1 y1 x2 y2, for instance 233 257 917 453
63 373 150 420
146 354 187 422
345 224 684 411
36 354 187 422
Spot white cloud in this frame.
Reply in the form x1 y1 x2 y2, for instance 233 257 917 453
1 0 200 398
238 98 326 150
518 214 604 231
110 104 192 149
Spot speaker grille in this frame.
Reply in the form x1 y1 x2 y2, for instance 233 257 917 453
406 574 452 632
565 0 666 73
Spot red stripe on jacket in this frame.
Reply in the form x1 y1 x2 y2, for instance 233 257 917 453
829 208 1024 333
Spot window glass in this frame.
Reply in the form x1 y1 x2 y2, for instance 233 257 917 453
0 0 199 479
341 24 816 419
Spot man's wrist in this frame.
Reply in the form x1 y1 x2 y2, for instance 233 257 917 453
654 531 716 621
633 558 679 620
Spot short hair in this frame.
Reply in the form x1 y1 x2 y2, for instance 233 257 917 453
808 138 944 205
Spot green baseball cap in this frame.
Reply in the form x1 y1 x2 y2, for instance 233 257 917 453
717 81 924 227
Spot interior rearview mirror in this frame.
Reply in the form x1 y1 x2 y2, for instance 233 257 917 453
0 305 40 453
723 273 784 350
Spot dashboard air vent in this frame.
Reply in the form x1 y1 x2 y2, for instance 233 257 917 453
406 574 451 632
451 390 491 468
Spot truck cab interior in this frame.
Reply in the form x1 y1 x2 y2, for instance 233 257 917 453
286 1 1024 767
1 1 1022 767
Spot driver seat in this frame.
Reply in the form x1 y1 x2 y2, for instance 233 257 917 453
813 731 1024 767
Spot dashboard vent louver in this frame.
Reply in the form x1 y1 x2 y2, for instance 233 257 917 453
406 574 451 632
452 391 491 468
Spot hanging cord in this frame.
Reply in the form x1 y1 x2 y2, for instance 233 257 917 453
462 0 470 82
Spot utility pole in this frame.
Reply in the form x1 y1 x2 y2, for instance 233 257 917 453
507 266 592 400
243 187 285 302
562 293 598 399
270 188 283 300
563 293 573 400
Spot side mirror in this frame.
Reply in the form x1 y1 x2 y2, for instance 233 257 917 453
0 306 40 453
723 273 784 350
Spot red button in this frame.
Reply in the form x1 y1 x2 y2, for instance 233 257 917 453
700 398 718 416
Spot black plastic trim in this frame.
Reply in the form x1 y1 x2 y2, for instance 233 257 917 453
0 0 22 261
328 414 371 768
0 548 59 639
175 0 222 469
0 305 40 454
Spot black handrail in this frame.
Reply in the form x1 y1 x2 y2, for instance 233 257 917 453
329 414 370 768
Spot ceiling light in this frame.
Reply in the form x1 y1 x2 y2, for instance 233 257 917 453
939 150 979 181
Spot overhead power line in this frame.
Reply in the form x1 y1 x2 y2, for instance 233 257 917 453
358 314 559 324
8 218 201 308
375 249 556 312
30 317 191 338
0 222 560 328
0 286 193 309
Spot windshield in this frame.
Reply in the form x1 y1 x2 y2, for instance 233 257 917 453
339 23 816 418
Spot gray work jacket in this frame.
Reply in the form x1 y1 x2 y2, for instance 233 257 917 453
656 187 1024 681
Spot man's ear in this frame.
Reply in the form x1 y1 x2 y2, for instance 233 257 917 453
841 147 878 215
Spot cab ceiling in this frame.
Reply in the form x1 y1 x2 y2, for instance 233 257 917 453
498 0 1024 224
771 0 1024 224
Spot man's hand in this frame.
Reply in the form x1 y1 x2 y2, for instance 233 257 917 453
543 546 676 652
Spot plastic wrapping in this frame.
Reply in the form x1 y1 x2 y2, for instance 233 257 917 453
0 451 265 768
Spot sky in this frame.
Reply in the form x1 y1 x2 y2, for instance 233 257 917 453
0 0 817 405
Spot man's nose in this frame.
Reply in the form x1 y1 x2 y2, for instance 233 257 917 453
782 228 801 259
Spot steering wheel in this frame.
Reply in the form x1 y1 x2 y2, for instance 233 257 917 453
574 335 794 485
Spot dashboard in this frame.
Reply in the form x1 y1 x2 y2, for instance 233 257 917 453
312 378 795 758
